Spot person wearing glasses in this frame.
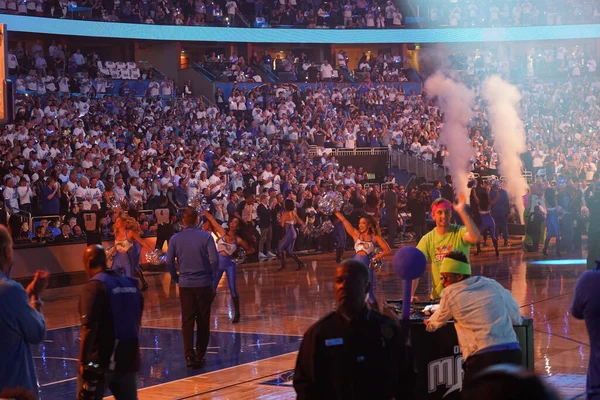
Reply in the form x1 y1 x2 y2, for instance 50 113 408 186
413 193 480 300
424 251 523 387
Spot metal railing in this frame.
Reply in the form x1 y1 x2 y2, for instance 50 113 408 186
199 94 215 107
31 214 61 226
309 146 389 158
235 9 251 27
192 62 217 82
11 209 33 233
391 149 534 184
391 150 448 183
257 63 279 82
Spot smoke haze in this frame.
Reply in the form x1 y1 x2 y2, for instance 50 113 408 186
481 75 528 221
424 72 475 199
417 46 452 81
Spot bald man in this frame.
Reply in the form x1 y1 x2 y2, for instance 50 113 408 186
77 245 144 400
294 259 410 400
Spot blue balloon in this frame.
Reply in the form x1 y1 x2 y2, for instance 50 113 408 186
393 246 426 280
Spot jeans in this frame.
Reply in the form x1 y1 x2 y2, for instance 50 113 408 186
179 285 213 359
77 371 137 400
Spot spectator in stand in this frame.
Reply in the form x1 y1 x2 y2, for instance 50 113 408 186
320 60 334 82
41 177 60 216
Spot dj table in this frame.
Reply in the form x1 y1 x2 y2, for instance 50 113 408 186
386 300 534 400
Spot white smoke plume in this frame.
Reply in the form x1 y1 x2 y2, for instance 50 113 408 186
481 75 528 222
424 72 475 199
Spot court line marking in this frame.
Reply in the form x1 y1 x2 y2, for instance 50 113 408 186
533 329 590 347
40 377 78 387
34 356 79 362
520 291 573 308
137 351 298 392
47 324 80 331
141 326 304 337
175 354 298 399
248 342 277 347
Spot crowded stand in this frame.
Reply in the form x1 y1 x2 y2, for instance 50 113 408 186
200 49 412 83
448 43 597 80
1 0 597 29
425 0 600 27
5 35 600 261
8 40 175 97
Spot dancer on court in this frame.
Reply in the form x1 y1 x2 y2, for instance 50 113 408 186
334 211 391 310
278 199 305 271
203 211 255 323
471 179 500 257
543 186 561 256
111 215 153 291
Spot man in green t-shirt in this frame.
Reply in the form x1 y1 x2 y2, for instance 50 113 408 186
414 193 481 299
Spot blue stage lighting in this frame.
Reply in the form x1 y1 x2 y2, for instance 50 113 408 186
529 259 586 265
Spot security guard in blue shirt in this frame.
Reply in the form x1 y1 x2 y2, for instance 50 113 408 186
77 245 144 400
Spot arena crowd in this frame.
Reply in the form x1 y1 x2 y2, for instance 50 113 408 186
4 35 600 258
2 0 597 29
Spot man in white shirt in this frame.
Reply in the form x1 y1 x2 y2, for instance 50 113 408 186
225 0 237 24
585 158 597 182
424 252 523 386
129 178 145 203
344 131 356 149
161 79 173 96
337 50 347 69
114 177 128 201
15 76 26 92
66 173 79 194
7 50 18 75
58 74 70 93
74 177 93 210
73 49 85 67
320 60 334 82
148 81 160 97
208 169 223 195
88 178 102 209
3 177 18 214
260 164 274 190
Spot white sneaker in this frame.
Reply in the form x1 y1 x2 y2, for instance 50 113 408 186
259 252 268 261
267 251 277 259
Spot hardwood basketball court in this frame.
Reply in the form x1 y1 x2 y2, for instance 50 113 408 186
38 240 589 399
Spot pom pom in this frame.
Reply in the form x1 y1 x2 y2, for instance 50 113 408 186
233 247 246 264
145 249 166 265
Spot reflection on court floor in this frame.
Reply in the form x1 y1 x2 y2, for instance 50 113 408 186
35 326 302 399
